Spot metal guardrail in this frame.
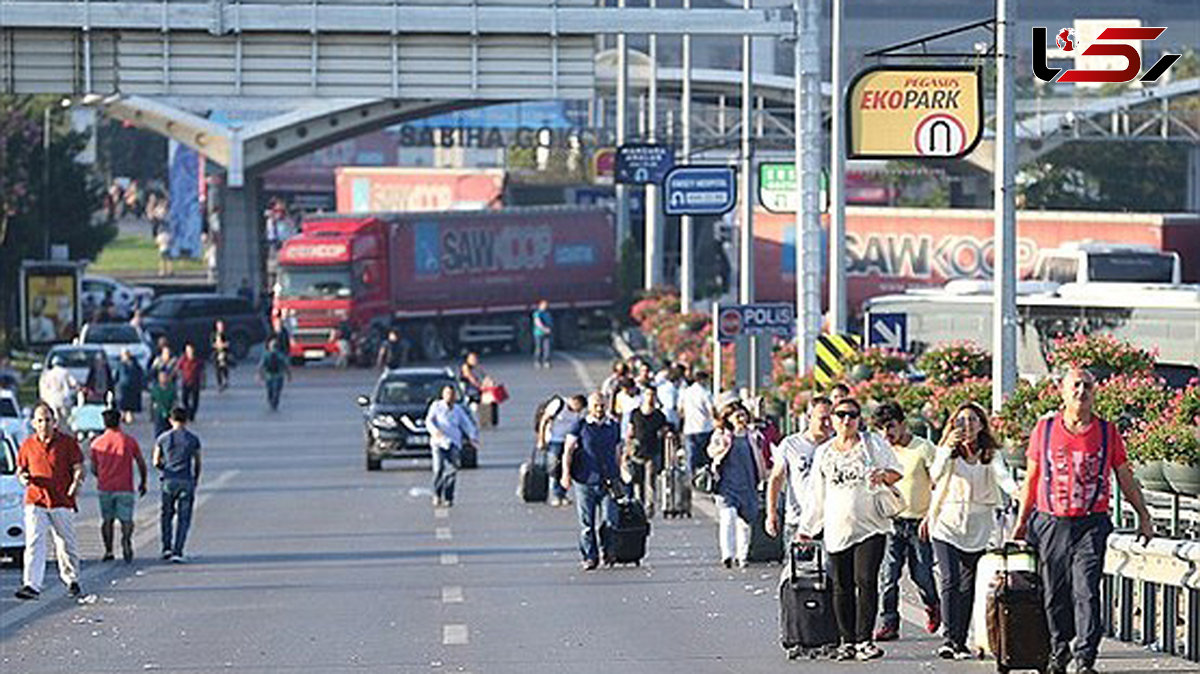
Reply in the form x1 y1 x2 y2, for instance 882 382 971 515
1102 533 1200 662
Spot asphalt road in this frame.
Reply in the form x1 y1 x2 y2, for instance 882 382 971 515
0 351 1188 673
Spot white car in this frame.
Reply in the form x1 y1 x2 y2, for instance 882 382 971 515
80 322 153 370
0 431 24 565
41 344 108 390
81 275 155 320
0 390 29 447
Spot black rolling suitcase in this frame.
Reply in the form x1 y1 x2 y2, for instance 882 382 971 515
747 494 784 563
658 432 692 518
459 440 478 469
517 448 549 503
986 543 1051 673
779 541 838 659
603 493 650 566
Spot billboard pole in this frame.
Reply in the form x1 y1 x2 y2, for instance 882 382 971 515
828 0 847 333
992 0 1017 412
792 0 820 378
740 0 757 393
615 0 630 263
679 0 693 313
644 0 661 290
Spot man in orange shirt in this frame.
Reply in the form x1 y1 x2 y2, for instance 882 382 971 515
90 409 148 563
15 402 86 600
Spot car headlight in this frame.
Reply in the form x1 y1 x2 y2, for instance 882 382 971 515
371 414 398 429
399 415 421 432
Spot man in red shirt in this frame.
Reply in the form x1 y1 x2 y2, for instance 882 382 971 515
1013 366 1154 674
177 342 206 422
90 409 148 563
14 402 86 600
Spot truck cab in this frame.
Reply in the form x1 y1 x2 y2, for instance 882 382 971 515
1031 241 1181 285
275 217 389 362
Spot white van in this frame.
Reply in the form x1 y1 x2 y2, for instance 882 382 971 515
1031 242 1182 285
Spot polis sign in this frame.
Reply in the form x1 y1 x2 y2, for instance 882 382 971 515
717 303 794 343
847 66 983 159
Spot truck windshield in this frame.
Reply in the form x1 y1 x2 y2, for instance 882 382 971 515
277 266 353 298
1088 253 1175 283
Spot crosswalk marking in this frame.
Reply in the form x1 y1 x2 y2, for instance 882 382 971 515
443 624 469 645
435 527 453 541
440 553 460 566
441 586 464 604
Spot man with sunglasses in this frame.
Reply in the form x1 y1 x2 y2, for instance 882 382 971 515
1013 366 1154 674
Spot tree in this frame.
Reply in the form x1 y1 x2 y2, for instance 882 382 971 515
1017 141 1188 211
0 96 112 350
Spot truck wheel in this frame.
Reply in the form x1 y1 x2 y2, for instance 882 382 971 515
514 319 533 354
366 453 382 471
229 331 251 362
419 322 445 361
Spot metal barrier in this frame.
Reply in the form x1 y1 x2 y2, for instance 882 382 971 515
1101 534 1200 662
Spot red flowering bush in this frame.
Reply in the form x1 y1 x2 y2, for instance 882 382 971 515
1171 382 1200 426
844 347 911 377
995 378 1062 448
925 377 993 430
1047 333 1155 376
1091 373 1172 434
917 342 990 386
1128 421 1200 464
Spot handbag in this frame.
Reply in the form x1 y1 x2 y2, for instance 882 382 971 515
863 433 906 520
692 464 718 494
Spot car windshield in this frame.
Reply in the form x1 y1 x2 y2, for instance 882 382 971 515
376 378 454 406
84 325 140 343
0 398 17 418
277 266 353 298
144 300 179 318
1088 253 1176 283
50 349 100 369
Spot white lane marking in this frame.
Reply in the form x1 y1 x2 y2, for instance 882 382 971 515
443 624 469 645
441 586 464 604
440 553 460 566
435 527 453 541
434 508 449 519
559 352 597 391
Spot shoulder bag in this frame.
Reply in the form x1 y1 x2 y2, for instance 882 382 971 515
863 433 906 520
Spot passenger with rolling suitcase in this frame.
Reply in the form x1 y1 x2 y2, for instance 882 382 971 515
517 446 549 503
537 395 583 507
1012 367 1155 674
920 401 1020 661
657 429 692 518
779 541 839 659
560 392 623 571
765 396 834 552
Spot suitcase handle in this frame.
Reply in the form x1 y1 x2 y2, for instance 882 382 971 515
789 540 825 583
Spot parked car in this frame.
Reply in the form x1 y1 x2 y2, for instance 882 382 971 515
357 367 466 471
80 322 153 370
0 390 29 447
1 430 24 565
41 344 108 386
139 294 267 361
81 274 155 320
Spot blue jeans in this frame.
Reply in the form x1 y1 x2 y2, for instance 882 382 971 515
534 334 552 366
160 479 195 556
546 441 567 499
685 431 713 474
432 444 460 503
879 517 940 629
265 376 284 410
573 482 617 563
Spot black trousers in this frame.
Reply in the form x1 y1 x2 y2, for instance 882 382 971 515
1026 511 1112 668
932 539 985 649
828 533 887 644
181 384 200 421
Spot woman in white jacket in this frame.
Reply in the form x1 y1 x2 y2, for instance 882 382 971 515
920 401 1019 660
797 397 902 662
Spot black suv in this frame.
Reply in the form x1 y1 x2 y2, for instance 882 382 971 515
139 294 267 361
357 367 466 471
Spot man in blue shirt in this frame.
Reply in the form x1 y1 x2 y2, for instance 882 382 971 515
531 300 553 369
425 385 479 507
152 408 202 562
560 392 621 570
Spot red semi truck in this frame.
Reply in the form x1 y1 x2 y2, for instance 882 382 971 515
274 206 615 362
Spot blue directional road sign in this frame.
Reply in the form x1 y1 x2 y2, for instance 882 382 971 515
717 303 794 343
616 144 674 184
868 312 907 351
663 166 737 216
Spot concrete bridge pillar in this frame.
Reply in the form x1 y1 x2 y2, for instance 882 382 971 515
217 175 266 307
1187 144 1200 213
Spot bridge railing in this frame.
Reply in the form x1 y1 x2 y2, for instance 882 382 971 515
1102 533 1200 663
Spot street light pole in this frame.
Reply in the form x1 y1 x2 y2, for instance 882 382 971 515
42 106 51 259
679 0 693 313
827 0 847 333
992 0 1017 411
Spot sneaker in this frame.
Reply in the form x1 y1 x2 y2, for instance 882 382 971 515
581 559 599 572
161 550 173 561
832 644 857 662
785 645 802 660
68 582 82 597
431 496 442 507
722 558 733 569
873 624 899 642
925 604 942 634
171 554 188 564
856 642 884 661
736 559 749 569
937 642 956 660
953 644 974 660
13 585 40 600
101 552 115 562
548 496 562 507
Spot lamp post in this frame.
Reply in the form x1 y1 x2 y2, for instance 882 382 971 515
42 97 73 260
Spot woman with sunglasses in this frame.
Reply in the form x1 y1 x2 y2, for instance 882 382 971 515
919 401 1019 660
797 397 901 661
706 394 767 569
